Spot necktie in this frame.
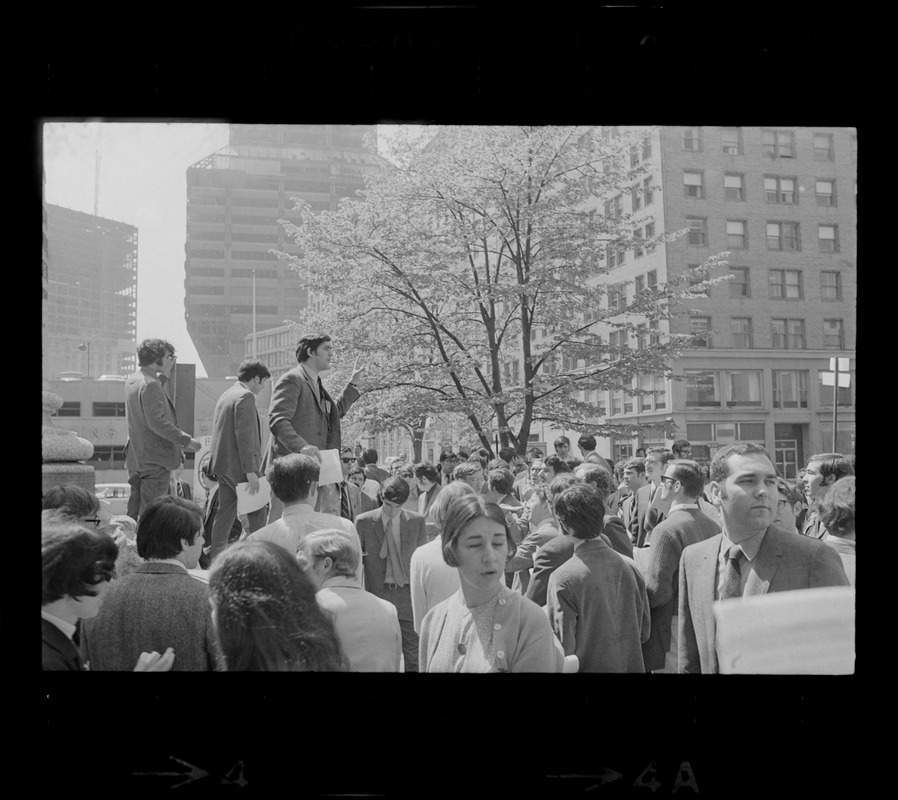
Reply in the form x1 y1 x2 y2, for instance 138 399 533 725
719 545 744 600
72 620 82 648
340 482 352 520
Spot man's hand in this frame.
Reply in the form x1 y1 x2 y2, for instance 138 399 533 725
185 438 203 453
300 445 322 463
349 355 368 386
246 473 261 494
134 648 175 672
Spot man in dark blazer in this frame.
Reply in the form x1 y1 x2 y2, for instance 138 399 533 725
639 459 720 673
678 443 850 674
207 359 271 562
355 477 428 671
546 484 650 672
82 496 219 671
623 448 673 548
319 446 379 521
265 333 366 524
124 339 202 519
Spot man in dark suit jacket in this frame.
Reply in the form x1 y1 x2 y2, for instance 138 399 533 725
265 334 366 524
639 459 720 672
124 339 202 519
678 443 850 674
362 448 390 486
320 446 380 521
207 359 271 562
355 477 428 671
623 448 673 548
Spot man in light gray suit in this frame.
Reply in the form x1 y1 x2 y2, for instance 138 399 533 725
125 339 202 520
678 443 849 674
207 359 271 563
265 333 366 524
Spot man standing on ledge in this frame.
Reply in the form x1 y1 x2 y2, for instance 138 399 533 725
125 339 202 520
266 333 366 524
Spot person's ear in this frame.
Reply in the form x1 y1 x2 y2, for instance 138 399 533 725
708 480 724 507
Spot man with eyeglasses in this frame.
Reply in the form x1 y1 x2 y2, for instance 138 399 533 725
636 459 720 673
124 339 202 520
773 478 804 534
623 448 672 548
319 446 378 521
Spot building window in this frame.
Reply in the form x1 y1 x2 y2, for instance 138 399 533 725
761 129 796 159
815 179 836 207
684 171 704 198
731 318 753 348
773 370 809 409
647 270 658 291
56 401 81 417
649 319 661 346
611 390 623 415
690 317 712 348
685 370 720 407
813 132 834 161
769 269 803 300
687 218 707 246
630 145 640 168
682 126 703 152
608 287 626 312
604 196 622 219
818 373 852 408
729 267 750 298
642 135 652 161
721 127 743 155
632 184 642 212
724 173 745 201
644 221 655 244
633 228 644 258
821 271 842 301
819 224 839 252
92 401 126 417
726 370 762 407
643 177 654 205
766 222 800 251
726 220 747 249
823 319 845 350
764 176 797 204
607 245 617 269
771 318 806 350
635 275 645 294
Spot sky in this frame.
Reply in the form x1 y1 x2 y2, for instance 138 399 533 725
42 122 422 378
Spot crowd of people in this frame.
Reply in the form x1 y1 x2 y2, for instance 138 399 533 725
42 334 855 673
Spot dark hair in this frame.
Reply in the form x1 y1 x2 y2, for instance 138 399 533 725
42 484 100 519
548 473 581 500
775 477 803 507
414 462 440 484
554 436 571 449
543 454 571 474
807 453 855 484
348 463 366 479
818 476 855 537
457 450 470 460
578 433 597 451
267 454 320 504
563 457 582 471
453 461 483 482
237 358 271 382
137 338 174 367
381 475 410 504
42 514 118 605
295 334 331 363
438 450 457 464
209 541 346 671
623 457 646 475
498 446 517 463
487 468 515 496
553 484 606 541
672 439 691 455
663 459 704 499
573 463 613 499
440 494 515 567
527 447 544 460
645 447 673 467
136 495 203 559
363 448 379 465
710 442 772 482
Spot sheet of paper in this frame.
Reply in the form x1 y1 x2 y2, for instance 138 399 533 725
713 586 855 674
236 476 271 514
316 448 342 486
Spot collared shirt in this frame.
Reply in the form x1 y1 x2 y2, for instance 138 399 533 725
716 528 768 600
669 502 700 514
380 510 402 549
41 609 77 641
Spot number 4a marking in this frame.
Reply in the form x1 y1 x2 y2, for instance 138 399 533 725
220 761 248 788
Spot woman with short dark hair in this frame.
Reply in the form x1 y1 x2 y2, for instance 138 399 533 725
208 540 347 671
417 494 564 673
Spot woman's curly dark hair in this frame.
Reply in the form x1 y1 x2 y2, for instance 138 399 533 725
208 540 347 672
42 512 118 605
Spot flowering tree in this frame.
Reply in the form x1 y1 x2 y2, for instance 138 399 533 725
280 126 729 456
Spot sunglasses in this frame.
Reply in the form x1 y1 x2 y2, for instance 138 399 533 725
340 457 355 464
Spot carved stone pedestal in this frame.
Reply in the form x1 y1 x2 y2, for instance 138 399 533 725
42 389 96 494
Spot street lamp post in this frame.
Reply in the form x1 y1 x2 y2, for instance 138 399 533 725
78 341 91 378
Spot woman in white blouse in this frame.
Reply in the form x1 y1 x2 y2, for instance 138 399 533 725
418 493 565 673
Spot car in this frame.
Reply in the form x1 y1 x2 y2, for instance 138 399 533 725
95 483 132 517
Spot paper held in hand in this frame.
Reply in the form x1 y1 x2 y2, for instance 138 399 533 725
236 477 271 514
316 449 342 486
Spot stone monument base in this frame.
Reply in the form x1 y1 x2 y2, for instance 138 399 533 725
42 463 96 495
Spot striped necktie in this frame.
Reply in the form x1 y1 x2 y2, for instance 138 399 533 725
719 545 744 600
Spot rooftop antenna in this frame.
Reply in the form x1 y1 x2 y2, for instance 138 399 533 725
94 149 100 217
